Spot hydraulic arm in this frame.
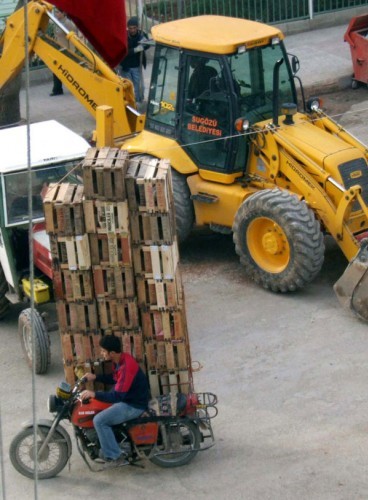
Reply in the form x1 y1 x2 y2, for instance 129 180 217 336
0 1 144 141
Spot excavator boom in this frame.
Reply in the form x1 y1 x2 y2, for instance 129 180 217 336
0 1 144 140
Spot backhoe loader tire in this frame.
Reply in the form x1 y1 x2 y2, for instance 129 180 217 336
233 189 325 292
171 168 194 242
18 308 50 374
0 263 9 319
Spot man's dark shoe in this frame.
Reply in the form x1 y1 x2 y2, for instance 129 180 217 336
103 454 129 468
95 450 128 467
50 91 63 96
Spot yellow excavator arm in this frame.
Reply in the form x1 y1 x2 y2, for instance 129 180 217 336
0 1 144 141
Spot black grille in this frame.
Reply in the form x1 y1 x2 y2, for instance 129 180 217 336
338 157 368 211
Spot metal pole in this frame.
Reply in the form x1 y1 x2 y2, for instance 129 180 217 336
138 0 143 20
308 0 313 20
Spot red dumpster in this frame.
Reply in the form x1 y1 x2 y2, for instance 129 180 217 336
344 14 368 88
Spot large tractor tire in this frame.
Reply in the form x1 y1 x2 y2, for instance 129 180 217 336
18 308 51 374
0 263 10 319
131 155 194 243
171 168 194 243
233 188 325 292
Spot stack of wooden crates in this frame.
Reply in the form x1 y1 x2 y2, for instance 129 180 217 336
44 148 193 397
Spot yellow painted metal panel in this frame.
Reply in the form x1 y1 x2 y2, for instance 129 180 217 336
151 16 283 54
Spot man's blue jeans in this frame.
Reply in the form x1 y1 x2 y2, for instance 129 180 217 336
93 402 143 460
122 67 144 102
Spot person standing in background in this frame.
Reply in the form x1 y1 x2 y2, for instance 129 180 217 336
118 17 150 104
50 9 77 96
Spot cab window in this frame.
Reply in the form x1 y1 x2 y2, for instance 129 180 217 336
146 45 179 136
180 54 232 171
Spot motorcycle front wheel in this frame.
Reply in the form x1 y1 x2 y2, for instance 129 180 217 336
149 420 201 468
9 425 69 479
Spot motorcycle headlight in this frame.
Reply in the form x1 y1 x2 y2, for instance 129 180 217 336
48 395 64 413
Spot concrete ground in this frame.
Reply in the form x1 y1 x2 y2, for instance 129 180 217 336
2 20 368 500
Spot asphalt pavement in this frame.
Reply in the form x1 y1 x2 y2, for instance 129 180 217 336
5 18 368 500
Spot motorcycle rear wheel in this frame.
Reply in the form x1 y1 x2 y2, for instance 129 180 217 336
149 420 200 468
9 425 69 479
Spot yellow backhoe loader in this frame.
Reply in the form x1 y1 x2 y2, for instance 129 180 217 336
1 1 368 320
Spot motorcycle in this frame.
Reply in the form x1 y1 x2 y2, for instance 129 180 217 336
9 377 218 478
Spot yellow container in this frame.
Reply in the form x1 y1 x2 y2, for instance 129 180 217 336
22 278 50 304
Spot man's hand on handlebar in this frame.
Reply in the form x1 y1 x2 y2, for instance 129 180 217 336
80 373 96 401
80 389 96 401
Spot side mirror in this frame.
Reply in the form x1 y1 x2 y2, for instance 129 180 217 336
290 55 300 74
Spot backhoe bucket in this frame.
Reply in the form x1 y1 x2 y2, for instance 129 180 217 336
334 239 368 321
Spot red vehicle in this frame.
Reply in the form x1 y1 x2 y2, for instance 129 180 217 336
344 14 368 88
9 377 217 478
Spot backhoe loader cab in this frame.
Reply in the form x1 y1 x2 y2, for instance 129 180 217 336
145 16 296 176
0 120 89 373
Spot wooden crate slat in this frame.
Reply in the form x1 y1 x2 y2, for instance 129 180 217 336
129 211 175 244
161 370 191 395
44 183 85 235
125 157 151 210
136 274 182 310
57 301 98 332
82 147 129 200
93 266 135 299
97 298 139 330
84 200 129 234
174 341 188 369
64 364 76 386
89 233 132 267
148 370 161 398
52 269 94 302
132 242 178 279
61 333 73 362
165 342 175 370
144 339 188 372
140 309 186 340
126 157 173 212
50 234 91 270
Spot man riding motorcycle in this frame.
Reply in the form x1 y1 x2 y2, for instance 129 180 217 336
81 335 150 465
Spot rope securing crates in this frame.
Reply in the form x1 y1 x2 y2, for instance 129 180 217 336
44 148 193 396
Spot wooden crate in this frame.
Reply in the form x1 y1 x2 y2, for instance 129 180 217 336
89 233 132 267
93 266 135 299
129 211 176 245
126 157 173 212
148 369 192 397
144 339 189 370
50 234 91 271
44 183 85 236
97 298 139 330
56 300 99 332
53 269 94 302
140 308 187 340
132 241 179 279
82 147 129 200
83 199 129 234
61 331 102 364
136 272 183 310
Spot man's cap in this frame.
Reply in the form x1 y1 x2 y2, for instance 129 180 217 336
128 16 139 27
